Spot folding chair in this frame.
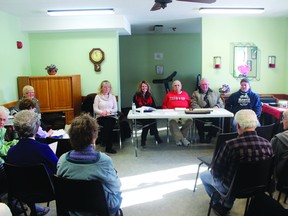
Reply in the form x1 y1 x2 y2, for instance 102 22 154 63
193 132 238 192
207 157 274 216
4 163 55 216
255 123 276 141
53 175 123 216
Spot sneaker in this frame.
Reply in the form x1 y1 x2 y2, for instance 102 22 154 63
181 138 190 146
176 141 182 146
36 207 50 216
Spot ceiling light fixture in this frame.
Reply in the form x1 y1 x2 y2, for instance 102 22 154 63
47 8 115 16
199 7 265 14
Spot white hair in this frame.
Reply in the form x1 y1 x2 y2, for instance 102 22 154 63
235 109 258 129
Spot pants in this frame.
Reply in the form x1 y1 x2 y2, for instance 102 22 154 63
138 119 159 142
169 118 192 142
195 118 219 139
97 116 116 151
200 170 234 208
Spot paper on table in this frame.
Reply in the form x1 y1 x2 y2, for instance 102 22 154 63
136 106 156 112
51 129 66 137
48 141 58 154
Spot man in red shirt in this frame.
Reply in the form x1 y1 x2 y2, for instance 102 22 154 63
162 80 192 146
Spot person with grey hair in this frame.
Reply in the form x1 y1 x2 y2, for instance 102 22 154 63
10 85 40 116
0 106 18 163
200 109 273 216
271 109 288 179
162 80 192 146
191 78 224 143
6 110 58 216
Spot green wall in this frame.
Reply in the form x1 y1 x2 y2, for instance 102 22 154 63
201 17 288 94
0 12 30 104
119 34 201 108
1 12 288 109
29 31 121 105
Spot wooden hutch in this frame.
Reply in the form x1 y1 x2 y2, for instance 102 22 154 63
17 75 81 124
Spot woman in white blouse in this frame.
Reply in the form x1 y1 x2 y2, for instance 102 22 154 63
93 80 118 154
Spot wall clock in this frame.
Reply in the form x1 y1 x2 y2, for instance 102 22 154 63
89 48 104 72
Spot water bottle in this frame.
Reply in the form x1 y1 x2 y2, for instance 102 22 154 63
132 102 136 114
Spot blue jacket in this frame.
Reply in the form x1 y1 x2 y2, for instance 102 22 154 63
7 138 58 175
225 89 262 117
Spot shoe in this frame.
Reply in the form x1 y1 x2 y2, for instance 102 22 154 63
206 136 212 144
36 207 50 216
212 202 230 216
106 149 117 154
141 140 146 147
176 141 182 146
155 135 163 144
181 138 190 146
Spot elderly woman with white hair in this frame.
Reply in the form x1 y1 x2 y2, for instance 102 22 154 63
10 85 40 116
0 106 18 163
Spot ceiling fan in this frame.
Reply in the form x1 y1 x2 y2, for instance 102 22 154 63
150 0 216 11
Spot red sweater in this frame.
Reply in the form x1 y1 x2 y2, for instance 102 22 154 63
162 91 191 109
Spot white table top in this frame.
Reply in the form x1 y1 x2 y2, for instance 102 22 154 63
127 108 234 120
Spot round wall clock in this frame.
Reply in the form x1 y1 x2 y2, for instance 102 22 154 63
89 48 104 72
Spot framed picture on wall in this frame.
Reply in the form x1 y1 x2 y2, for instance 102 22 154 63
155 65 164 75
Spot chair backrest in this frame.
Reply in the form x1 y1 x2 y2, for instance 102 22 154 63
46 137 72 158
3 163 55 204
230 157 274 199
212 132 238 163
81 93 97 116
53 175 110 216
276 158 288 192
256 123 276 141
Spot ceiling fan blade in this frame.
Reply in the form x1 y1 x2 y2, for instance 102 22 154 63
151 3 162 11
177 0 216 3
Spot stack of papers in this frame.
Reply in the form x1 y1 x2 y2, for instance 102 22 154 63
136 106 156 112
51 129 66 137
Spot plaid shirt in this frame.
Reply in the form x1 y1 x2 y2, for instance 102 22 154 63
211 131 273 187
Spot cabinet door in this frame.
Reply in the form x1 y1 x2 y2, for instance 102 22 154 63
49 77 72 109
29 79 51 111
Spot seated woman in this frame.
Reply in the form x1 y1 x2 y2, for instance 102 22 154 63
7 110 58 215
56 113 122 216
18 98 53 138
10 85 40 116
0 106 18 163
93 80 118 154
133 80 162 147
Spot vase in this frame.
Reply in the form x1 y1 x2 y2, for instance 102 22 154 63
48 71 57 75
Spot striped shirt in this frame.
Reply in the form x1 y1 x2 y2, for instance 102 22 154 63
211 131 273 186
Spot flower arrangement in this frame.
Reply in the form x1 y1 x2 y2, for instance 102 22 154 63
45 64 58 73
219 84 230 94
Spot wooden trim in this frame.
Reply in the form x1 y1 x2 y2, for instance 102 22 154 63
0 101 18 108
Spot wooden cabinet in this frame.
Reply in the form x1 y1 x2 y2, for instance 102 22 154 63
17 75 81 124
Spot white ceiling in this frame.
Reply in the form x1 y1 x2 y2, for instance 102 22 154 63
0 0 288 35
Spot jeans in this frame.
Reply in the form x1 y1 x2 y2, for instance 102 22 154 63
200 170 234 208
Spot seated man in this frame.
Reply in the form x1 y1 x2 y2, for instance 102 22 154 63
271 109 288 179
162 80 192 146
200 109 273 215
225 78 261 131
191 78 224 143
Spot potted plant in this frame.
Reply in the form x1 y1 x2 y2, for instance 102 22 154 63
45 64 58 75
